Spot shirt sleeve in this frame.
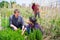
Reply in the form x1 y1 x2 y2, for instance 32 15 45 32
21 17 24 26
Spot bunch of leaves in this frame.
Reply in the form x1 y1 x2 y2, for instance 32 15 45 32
0 28 25 40
50 18 60 39
28 29 43 40
1 17 9 28
1 8 12 28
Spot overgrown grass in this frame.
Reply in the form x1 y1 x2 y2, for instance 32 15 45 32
0 8 60 40
28 29 43 40
0 28 43 40
0 28 25 40
49 18 60 40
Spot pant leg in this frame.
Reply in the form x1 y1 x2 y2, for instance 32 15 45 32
37 12 40 18
31 28 34 32
34 13 37 18
34 11 36 18
18 23 23 29
27 27 30 34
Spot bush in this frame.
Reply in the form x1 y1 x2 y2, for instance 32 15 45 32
0 28 25 40
1 9 12 28
50 18 60 39
28 29 43 40
1 17 9 28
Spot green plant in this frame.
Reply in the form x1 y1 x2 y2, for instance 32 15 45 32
28 29 43 40
50 18 60 39
1 17 9 28
0 28 25 40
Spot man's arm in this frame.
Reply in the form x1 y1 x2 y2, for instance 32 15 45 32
9 16 17 30
10 24 17 30
22 26 26 35
21 17 24 26
21 17 27 35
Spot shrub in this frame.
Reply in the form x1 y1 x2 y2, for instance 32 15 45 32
28 29 43 40
0 28 25 40
1 17 9 28
50 18 60 39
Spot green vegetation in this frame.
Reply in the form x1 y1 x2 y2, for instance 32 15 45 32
0 1 60 40
0 1 9 8
0 28 25 40
0 8 43 40
0 28 42 40
28 29 43 40
49 18 60 40
0 8 60 40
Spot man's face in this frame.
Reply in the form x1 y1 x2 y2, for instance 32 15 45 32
15 11 19 17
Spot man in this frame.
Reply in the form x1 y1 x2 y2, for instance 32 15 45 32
9 9 24 30
32 3 40 18
22 17 43 35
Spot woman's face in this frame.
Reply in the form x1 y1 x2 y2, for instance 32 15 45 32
29 21 34 26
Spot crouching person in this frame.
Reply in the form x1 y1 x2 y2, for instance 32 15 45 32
22 17 44 35
9 9 24 30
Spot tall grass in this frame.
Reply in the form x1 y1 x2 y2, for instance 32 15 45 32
0 28 25 40
28 29 43 40
0 8 60 40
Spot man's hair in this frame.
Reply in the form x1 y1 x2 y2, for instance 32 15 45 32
14 9 19 14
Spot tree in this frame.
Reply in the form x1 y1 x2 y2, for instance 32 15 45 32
0 1 9 8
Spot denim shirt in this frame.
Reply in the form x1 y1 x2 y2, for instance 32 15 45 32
9 15 24 28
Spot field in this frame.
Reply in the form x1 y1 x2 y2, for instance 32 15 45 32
0 7 60 40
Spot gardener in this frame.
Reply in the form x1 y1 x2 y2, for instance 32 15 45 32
9 9 24 30
32 3 40 18
22 17 43 35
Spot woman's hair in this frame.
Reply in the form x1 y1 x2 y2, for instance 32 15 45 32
32 3 35 6
29 16 37 23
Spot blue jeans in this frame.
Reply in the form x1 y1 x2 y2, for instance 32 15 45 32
26 27 30 34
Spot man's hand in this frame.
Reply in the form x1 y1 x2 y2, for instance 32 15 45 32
22 26 26 35
10 24 18 30
21 28 26 35
14 26 18 30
